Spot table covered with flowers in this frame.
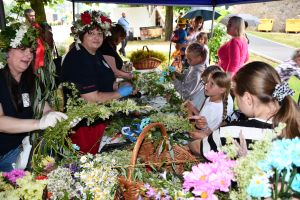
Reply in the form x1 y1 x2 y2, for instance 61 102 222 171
0 66 299 200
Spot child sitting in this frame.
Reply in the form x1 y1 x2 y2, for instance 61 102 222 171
193 61 300 157
196 32 210 66
173 42 207 107
188 71 233 142
185 65 234 119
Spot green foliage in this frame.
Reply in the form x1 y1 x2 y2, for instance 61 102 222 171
208 24 228 64
150 113 193 134
34 84 146 159
129 48 167 63
173 6 191 15
132 71 183 108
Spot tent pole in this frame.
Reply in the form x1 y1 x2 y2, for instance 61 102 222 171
210 5 215 37
0 0 5 30
72 0 75 23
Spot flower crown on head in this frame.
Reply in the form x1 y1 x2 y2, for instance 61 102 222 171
0 22 39 69
71 10 113 40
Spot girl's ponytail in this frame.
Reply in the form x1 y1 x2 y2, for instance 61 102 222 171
273 96 300 138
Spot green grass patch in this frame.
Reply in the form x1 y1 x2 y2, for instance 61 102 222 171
248 31 300 48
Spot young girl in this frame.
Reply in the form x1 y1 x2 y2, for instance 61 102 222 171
173 42 207 108
196 32 210 66
185 65 223 113
188 71 233 142
195 61 300 156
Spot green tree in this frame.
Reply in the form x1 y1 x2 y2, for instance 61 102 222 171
12 0 64 22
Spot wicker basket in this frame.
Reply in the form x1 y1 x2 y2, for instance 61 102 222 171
132 46 162 70
116 123 197 200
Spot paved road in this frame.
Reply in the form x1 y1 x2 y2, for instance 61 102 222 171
247 33 296 63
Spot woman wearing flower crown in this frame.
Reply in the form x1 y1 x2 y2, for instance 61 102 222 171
61 11 133 154
0 23 68 172
189 61 300 157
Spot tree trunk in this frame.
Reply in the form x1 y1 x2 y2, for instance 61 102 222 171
164 6 173 41
30 0 46 22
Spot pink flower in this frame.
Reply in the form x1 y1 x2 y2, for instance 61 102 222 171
3 169 26 185
183 151 235 198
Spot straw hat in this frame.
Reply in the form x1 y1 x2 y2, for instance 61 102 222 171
177 18 187 25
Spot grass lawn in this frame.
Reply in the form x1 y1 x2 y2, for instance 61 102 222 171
248 31 300 48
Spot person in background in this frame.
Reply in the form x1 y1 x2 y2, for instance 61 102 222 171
275 49 300 82
189 16 204 42
117 12 130 57
244 21 250 44
98 24 133 84
196 32 210 66
24 8 35 25
196 61 300 157
62 11 133 154
174 18 189 61
0 23 67 172
218 16 249 76
173 42 207 108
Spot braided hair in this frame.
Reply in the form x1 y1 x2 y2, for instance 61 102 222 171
210 71 231 123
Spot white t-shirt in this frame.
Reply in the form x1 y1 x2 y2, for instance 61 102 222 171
199 96 234 131
199 97 223 131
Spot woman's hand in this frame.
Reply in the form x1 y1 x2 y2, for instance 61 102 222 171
39 111 68 130
118 85 133 97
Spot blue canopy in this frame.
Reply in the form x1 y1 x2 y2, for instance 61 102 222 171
67 0 279 6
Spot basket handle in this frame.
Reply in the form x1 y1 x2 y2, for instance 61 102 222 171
142 45 151 59
128 122 168 181
142 45 149 53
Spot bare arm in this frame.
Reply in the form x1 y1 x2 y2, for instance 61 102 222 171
81 90 121 103
0 103 39 134
103 55 132 79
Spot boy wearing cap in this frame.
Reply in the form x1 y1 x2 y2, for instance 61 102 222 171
174 18 188 61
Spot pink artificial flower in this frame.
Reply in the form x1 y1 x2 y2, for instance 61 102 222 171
183 151 236 198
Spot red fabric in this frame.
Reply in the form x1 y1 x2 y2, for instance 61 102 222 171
34 38 45 69
70 123 107 154
217 37 249 76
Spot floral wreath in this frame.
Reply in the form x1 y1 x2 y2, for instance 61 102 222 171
0 23 39 69
71 10 113 41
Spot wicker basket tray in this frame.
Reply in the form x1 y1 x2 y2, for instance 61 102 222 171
116 123 197 200
132 46 162 70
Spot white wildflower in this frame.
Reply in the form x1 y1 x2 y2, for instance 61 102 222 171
10 26 28 48
80 156 87 163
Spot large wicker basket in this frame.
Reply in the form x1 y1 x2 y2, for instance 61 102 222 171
116 123 197 200
132 46 162 70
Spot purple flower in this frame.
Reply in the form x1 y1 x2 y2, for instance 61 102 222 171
146 187 156 197
144 183 151 190
3 169 26 185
